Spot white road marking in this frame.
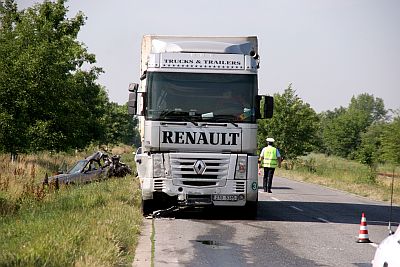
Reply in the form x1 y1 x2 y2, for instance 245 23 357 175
317 217 330 223
290 205 304 212
270 197 280 201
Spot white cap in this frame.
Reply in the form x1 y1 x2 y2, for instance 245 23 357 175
266 137 275 143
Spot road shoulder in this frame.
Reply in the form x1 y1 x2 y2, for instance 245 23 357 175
132 218 152 267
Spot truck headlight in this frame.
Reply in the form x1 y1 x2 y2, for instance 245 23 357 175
153 154 163 178
235 155 247 179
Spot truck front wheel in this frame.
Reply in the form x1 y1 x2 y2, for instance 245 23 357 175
141 199 154 216
244 200 258 219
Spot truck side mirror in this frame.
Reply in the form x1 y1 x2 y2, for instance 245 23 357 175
128 92 137 115
255 95 262 119
128 83 139 115
264 95 274 119
128 83 139 92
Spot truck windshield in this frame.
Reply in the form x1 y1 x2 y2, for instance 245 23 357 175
146 72 257 123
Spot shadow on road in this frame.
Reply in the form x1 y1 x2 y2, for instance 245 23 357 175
257 199 400 226
154 199 400 227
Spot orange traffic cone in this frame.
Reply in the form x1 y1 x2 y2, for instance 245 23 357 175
357 212 371 243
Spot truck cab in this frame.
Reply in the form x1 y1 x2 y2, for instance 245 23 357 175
129 35 273 217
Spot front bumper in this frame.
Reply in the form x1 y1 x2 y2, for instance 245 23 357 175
140 177 258 206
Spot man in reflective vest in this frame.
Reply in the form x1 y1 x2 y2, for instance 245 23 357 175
259 137 282 193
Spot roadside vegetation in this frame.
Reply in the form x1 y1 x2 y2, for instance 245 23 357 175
1 0 399 264
0 0 140 156
276 153 400 204
0 146 142 266
0 2 145 265
259 84 399 205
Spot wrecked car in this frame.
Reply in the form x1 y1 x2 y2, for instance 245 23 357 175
43 151 132 186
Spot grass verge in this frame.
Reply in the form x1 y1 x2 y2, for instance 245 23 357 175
276 153 400 205
0 177 142 266
0 146 143 266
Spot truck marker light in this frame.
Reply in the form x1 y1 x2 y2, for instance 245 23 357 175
239 162 246 173
235 156 247 179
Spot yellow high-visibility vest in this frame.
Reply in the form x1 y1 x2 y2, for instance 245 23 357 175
262 146 278 168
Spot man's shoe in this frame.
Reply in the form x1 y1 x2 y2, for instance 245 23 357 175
267 190 272 193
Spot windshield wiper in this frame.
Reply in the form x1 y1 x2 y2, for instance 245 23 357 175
213 115 239 127
159 110 199 126
179 116 198 126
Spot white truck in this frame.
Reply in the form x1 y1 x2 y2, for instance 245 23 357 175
128 35 273 217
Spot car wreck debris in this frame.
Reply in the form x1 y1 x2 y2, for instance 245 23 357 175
43 151 132 187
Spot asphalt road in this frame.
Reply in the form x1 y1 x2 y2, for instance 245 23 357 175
133 176 400 267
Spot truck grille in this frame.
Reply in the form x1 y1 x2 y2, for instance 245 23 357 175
170 153 230 187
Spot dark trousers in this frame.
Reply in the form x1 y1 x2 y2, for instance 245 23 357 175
263 167 276 192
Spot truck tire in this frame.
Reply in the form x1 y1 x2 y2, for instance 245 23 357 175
244 200 258 219
141 199 154 216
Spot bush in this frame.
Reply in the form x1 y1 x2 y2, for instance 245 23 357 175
0 148 141 266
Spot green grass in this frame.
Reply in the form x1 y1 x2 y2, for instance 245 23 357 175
0 177 142 266
0 146 143 266
277 153 400 204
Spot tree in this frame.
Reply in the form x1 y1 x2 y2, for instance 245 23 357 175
0 0 106 153
0 0 23 155
317 107 346 154
321 93 387 158
356 123 385 167
258 84 319 160
322 109 367 158
100 102 140 147
381 115 400 164
348 93 387 123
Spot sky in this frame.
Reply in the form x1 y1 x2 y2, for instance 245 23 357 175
17 0 400 113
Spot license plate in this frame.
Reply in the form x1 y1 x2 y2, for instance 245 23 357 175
212 195 238 201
